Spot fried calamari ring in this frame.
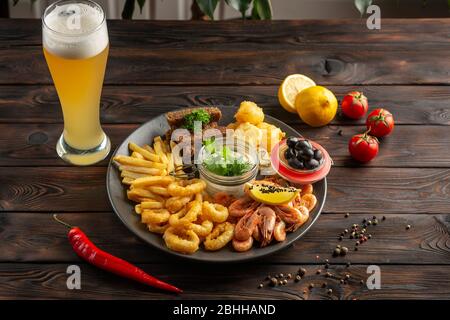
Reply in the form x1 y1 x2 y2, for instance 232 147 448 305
168 207 187 226
181 200 202 223
163 227 200 254
301 194 317 212
169 201 202 227
141 209 170 224
189 219 213 237
204 222 234 251
167 179 206 197
202 201 229 223
147 222 169 234
165 196 192 213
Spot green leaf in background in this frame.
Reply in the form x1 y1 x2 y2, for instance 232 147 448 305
122 0 135 19
137 0 146 14
195 0 220 20
225 0 252 19
253 0 272 20
354 0 373 16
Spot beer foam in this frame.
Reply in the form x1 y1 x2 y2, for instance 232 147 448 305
43 2 108 59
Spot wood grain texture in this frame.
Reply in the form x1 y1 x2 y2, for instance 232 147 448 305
1 19 450 300
0 167 448 213
1 124 449 167
1 85 449 125
3 46 450 85
0 212 448 265
3 19 450 47
0 263 448 300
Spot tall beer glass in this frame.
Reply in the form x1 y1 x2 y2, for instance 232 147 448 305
43 0 110 165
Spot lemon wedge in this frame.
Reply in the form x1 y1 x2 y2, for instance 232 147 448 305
278 74 316 114
247 183 299 205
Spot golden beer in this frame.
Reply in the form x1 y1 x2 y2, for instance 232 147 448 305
43 0 110 165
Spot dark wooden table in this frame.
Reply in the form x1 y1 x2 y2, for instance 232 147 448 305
0 18 449 300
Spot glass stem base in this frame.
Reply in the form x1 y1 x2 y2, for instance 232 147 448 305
56 133 111 166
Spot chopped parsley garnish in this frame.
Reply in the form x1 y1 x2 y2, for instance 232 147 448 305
182 109 211 131
202 138 252 177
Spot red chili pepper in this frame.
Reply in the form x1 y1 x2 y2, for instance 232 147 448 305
53 214 182 294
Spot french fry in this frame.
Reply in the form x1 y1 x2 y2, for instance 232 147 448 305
131 151 144 159
143 144 156 154
114 155 167 169
147 186 170 197
166 152 174 174
135 204 142 214
131 175 174 188
129 142 161 162
122 177 134 185
153 137 169 164
127 188 165 203
120 170 149 179
118 165 164 176
141 200 164 209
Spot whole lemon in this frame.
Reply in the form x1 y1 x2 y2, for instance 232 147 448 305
295 86 338 127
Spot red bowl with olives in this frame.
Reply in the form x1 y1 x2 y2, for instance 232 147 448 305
271 137 332 184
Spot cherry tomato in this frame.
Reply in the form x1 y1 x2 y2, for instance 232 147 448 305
341 91 368 120
348 132 379 163
366 108 394 137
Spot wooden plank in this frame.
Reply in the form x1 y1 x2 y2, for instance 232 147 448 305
1 85 449 125
1 123 449 168
0 167 448 213
2 46 450 85
0 263 448 299
3 19 450 47
1 212 448 265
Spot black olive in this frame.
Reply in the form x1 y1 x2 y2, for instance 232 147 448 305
314 149 323 161
284 148 296 160
294 139 310 150
306 158 319 169
302 148 314 160
288 157 304 169
287 137 299 148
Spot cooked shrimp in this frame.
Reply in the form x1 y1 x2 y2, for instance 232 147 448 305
234 208 260 241
273 219 286 241
213 192 235 207
232 237 253 252
300 184 313 195
301 194 317 212
258 206 276 247
252 226 261 242
229 196 258 218
273 204 309 231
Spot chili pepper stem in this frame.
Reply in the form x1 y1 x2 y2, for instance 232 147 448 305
53 214 74 229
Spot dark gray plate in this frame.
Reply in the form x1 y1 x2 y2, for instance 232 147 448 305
106 109 326 263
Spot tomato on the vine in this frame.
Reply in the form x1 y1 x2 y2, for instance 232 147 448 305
341 91 368 120
366 108 394 137
348 131 379 163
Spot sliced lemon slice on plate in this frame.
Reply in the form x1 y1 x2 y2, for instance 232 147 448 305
278 74 316 113
247 183 299 205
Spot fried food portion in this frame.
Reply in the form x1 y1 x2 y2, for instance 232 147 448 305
235 101 264 125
